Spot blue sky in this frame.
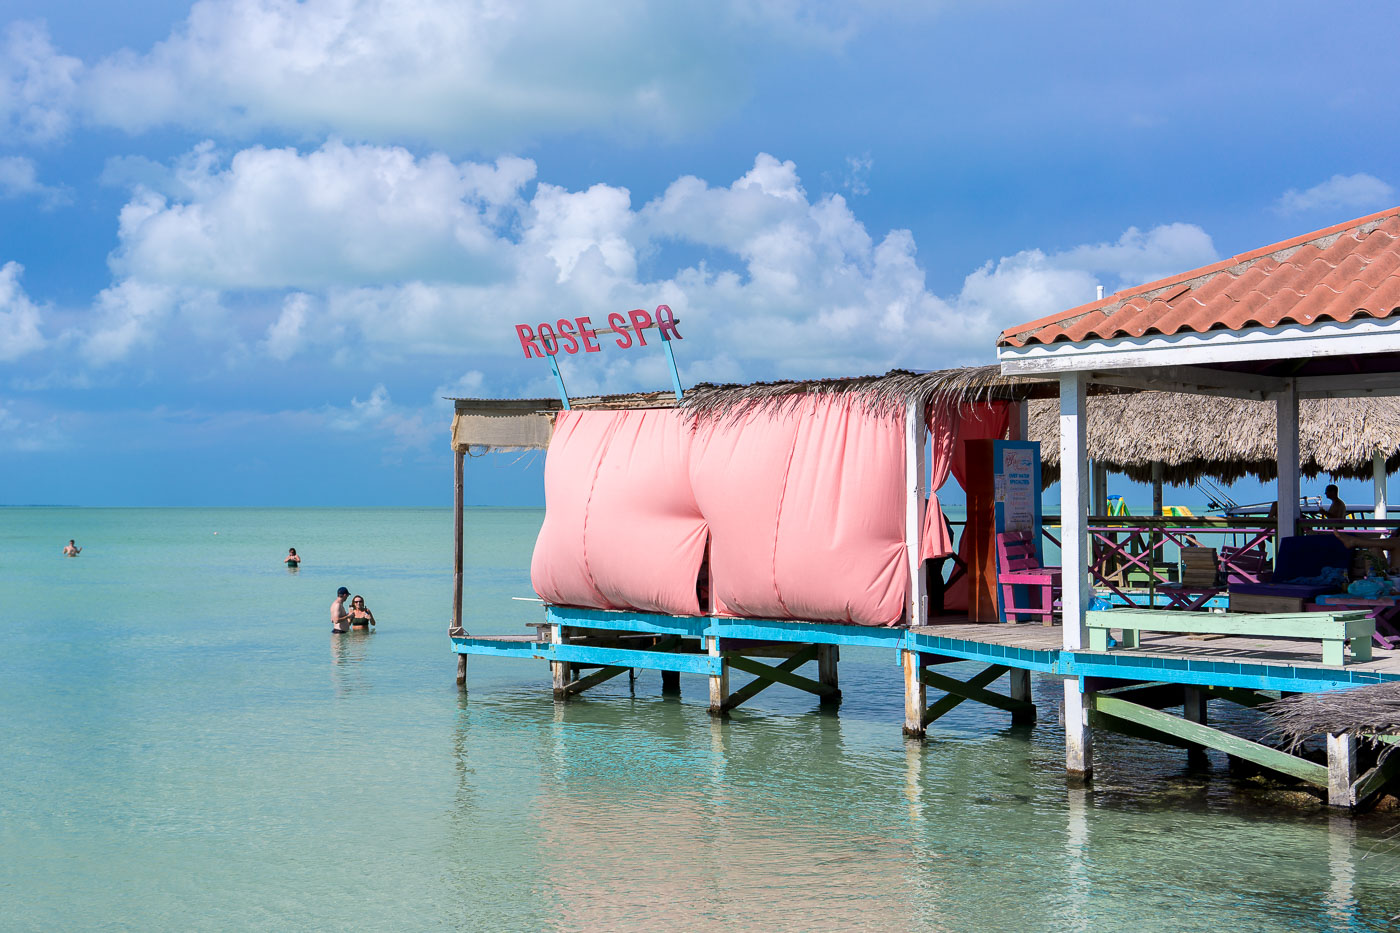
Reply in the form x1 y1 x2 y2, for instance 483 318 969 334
1 1 1397 506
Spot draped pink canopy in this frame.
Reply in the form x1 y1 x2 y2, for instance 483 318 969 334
530 396 908 626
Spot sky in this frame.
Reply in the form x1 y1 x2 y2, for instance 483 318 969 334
1 1 1398 507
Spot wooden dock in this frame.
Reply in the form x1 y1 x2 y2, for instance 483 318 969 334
452 605 1400 809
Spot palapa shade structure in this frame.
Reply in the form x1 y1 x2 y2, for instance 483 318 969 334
1030 393 1400 485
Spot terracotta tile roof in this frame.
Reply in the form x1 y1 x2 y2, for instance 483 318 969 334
998 206 1400 348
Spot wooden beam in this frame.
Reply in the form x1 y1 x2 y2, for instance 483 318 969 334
817 644 840 706
1009 668 1035 724
1376 451 1389 521
451 446 465 638
722 644 817 708
455 653 467 687
1201 685 1275 709
707 636 728 716
1350 748 1400 806
905 400 928 625
1328 734 1359 807
727 652 834 698
903 650 926 738
1065 680 1092 777
1091 693 1327 786
1277 380 1300 539
721 646 821 712
562 664 631 697
550 624 572 699
920 664 1015 725
1059 372 1090 650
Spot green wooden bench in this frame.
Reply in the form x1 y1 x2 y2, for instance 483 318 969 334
1085 608 1375 666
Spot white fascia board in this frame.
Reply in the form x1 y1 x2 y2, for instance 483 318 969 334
998 318 1400 374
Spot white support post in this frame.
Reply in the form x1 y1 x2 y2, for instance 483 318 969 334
1277 380 1300 539
1327 733 1358 808
1059 372 1091 650
905 401 928 626
1091 461 1109 518
1063 679 1092 778
707 636 728 715
1014 401 1029 442
1375 451 1388 521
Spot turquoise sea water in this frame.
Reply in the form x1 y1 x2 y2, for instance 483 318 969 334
3 507 1399 931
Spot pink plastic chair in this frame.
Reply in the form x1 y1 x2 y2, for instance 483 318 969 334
996 531 1062 624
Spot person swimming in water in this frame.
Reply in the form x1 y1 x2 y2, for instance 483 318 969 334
285 547 301 568
331 587 351 633
348 595 376 629
62 539 81 557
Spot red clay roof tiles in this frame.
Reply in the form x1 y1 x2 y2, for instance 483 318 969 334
998 206 1400 348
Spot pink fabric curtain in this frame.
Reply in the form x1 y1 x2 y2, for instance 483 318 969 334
530 397 908 626
691 395 906 625
530 409 709 616
918 401 958 563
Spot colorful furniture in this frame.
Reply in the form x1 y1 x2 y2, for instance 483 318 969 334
995 531 1061 625
1307 594 1400 650
1229 535 1350 613
1086 608 1374 666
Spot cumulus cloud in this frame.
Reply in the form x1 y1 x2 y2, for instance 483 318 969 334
0 21 80 143
325 383 435 451
0 0 882 148
88 144 1215 389
0 397 67 452
1276 173 1395 216
0 262 46 362
0 155 71 207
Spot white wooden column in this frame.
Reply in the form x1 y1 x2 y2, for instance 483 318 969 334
1276 380 1300 538
905 400 928 626
1327 733 1358 808
1375 451 1388 521
1059 372 1091 650
1059 372 1093 780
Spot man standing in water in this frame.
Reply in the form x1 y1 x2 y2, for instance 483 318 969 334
62 540 81 556
331 586 351 633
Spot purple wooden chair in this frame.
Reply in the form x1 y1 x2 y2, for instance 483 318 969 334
996 531 1062 625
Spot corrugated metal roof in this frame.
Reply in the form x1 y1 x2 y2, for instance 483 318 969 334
998 206 1400 348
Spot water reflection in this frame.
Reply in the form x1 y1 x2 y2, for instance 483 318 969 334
1327 814 1357 927
329 628 373 696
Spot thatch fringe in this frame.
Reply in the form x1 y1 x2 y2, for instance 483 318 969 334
1262 683 1400 749
681 365 1046 423
1031 393 1400 485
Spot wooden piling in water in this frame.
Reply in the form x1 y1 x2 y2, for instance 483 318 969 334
817 645 840 705
902 650 926 738
707 636 728 715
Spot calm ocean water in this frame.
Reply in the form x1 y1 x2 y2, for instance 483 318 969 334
3 506 1398 931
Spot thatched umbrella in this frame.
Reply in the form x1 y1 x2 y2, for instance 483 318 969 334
1030 394 1400 485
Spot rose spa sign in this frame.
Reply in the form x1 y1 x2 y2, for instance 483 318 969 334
514 305 682 358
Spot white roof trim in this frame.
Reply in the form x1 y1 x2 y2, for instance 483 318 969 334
998 318 1400 374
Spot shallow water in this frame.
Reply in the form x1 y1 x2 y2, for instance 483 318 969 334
3 507 1399 931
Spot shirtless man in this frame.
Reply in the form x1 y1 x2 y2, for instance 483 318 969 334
62 539 81 557
331 587 352 633
1323 484 1348 520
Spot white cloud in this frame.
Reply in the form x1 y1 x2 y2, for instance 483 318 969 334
1276 173 1395 216
0 262 46 362
0 155 71 207
76 146 1218 393
111 141 534 289
0 397 67 452
0 21 81 143
0 0 879 149
325 383 436 451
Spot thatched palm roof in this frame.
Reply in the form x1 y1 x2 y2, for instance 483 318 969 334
682 366 1051 422
1031 393 1400 484
1263 682 1400 748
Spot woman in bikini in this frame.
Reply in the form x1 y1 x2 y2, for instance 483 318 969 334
348 595 376 629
